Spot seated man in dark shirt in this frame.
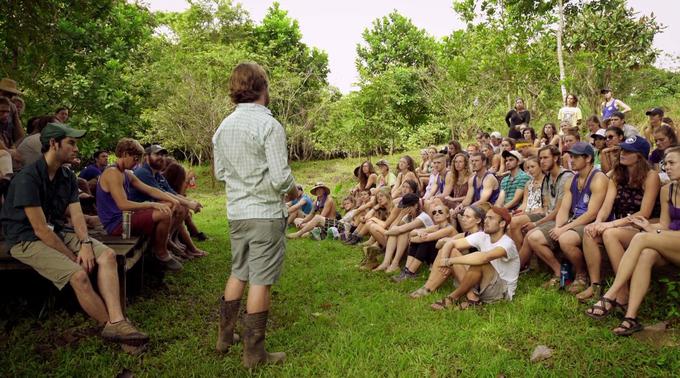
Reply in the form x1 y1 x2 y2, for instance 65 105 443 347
129 145 206 258
0 123 147 346
78 149 109 194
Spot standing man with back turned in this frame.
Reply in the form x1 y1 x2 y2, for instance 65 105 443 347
212 62 297 368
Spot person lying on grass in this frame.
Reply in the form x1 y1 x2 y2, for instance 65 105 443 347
580 136 660 302
285 185 313 225
287 182 336 239
430 206 519 310
392 202 455 283
408 204 486 298
372 193 433 273
585 146 680 336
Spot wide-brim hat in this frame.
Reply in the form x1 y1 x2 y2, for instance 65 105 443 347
310 182 330 196
353 165 361 177
0 78 23 95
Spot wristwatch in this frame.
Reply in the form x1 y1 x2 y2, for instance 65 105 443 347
81 237 93 244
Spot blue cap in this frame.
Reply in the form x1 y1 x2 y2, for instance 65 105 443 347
619 136 650 158
567 142 595 158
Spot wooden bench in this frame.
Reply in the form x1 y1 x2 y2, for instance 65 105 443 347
0 233 148 314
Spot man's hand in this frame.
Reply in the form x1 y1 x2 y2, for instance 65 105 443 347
548 226 565 241
153 202 172 215
188 200 202 212
77 243 96 273
521 221 536 233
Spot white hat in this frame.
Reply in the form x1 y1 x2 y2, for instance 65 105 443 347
490 131 502 139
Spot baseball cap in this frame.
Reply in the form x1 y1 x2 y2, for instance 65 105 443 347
145 144 168 155
600 88 611 94
489 206 512 225
591 129 607 139
40 123 87 145
645 107 664 117
398 193 420 208
501 150 523 163
490 131 502 139
619 136 650 158
567 142 595 158
376 159 389 167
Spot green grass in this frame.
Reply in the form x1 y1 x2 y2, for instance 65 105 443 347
1 156 679 377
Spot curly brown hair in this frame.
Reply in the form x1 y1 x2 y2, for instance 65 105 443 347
229 62 268 104
115 138 143 158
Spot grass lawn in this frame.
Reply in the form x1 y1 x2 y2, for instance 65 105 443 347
1 155 679 377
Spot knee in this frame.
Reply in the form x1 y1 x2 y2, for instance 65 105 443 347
630 232 650 245
70 270 91 291
638 248 659 267
99 249 116 266
527 230 542 245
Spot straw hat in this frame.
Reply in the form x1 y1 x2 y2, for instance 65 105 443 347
310 182 330 196
0 78 23 95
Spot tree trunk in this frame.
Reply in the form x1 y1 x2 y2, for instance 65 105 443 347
556 0 567 102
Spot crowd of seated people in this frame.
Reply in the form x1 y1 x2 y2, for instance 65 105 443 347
286 91 679 337
0 78 208 347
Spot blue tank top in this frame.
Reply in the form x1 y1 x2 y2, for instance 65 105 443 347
668 184 680 231
96 167 130 234
472 171 500 204
602 99 619 120
570 168 600 219
293 194 313 214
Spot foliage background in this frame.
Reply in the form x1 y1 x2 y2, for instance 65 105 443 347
1 0 679 161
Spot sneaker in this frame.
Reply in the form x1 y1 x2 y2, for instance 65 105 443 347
157 256 183 272
101 319 149 346
391 268 416 283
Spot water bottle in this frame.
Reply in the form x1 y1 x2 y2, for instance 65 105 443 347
311 227 322 241
328 226 340 239
559 262 572 289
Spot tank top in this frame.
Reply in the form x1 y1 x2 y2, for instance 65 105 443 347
612 184 661 220
472 171 500 204
525 178 543 213
96 167 130 234
569 168 600 219
668 184 680 231
602 99 619 120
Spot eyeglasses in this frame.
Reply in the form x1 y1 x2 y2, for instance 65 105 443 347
606 135 617 140
431 209 446 215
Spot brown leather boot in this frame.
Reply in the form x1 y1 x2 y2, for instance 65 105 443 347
242 311 286 368
216 297 241 353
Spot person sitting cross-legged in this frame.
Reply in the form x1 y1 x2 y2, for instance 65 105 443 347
585 146 680 336
0 123 148 345
287 182 336 239
430 206 519 310
285 185 313 225
96 138 183 272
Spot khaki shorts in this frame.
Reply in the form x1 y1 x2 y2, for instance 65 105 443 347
10 233 110 290
229 218 286 286
527 213 544 222
537 221 585 250
474 269 508 303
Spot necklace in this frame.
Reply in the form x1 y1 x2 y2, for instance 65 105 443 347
577 166 594 191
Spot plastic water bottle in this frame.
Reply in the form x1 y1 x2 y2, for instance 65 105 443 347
559 262 572 289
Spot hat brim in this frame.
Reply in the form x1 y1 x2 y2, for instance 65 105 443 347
591 134 605 139
619 144 647 156
353 166 361 177
310 186 330 196
0 86 22 95
148 148 168 155
66 129 87 139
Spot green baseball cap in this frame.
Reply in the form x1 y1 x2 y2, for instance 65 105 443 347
40 123 87 145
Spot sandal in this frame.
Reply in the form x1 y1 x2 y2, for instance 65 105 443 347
568 278 588 294
430 295 459 311
409 286 432 299
576 282 603 303
457 298 481 310
542 276 560 289
585 296 617 320
613 317 643 336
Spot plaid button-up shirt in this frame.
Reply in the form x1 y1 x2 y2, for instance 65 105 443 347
212 103 295 220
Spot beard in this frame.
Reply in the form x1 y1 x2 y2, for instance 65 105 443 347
149 158 164 170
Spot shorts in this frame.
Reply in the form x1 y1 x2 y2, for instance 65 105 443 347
473 269 508 303
407 240 438 265
537 221 585 250
110 209 155 236
567 225 586 242
229 218 286 286
10 233 111 290
527 213 544 222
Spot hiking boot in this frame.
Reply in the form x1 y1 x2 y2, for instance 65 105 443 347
359 245 381 271
216 297 241 353
242 311 286 368
157 256 183 272
391 268 416 283
346 234 362 245
101 319 149 346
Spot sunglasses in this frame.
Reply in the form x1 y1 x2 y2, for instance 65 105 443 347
606 135 617 140
431 209 446 215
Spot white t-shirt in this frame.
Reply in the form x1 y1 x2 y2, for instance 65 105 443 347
416 212 434 228
464 232 520 299
558 106 582 128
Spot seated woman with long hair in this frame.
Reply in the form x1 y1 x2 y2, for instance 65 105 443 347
585 146 680 336
372 193 433 273
392 202 455 282
580 137 660 301
536 122 560 148
391 155 420 200
409 204 486 299
600 126 624 173
442 153 471 214
522 127 537 146
649 125 677 184
352 187 393 247
354 161 378 194
287 183 337 239
481 143 501 174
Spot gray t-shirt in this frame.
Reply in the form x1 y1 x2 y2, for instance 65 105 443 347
541 169 574 212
